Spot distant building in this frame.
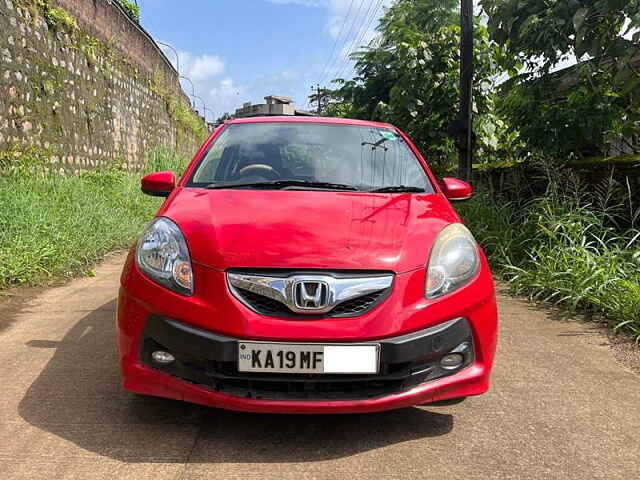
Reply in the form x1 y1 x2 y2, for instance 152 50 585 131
233 95 315 118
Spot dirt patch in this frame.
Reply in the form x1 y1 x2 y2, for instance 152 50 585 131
608 332 640 375
0 250 127 332
496 281 640 377
0 285 47 332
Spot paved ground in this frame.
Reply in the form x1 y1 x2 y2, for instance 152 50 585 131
0 252 638 479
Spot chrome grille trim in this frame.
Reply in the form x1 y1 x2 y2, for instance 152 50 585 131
227 272 393 315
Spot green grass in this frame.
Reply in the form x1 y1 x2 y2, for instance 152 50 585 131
459 181 640 341
0 148 188 291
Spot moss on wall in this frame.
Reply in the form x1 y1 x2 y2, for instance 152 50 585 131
1 0 205 173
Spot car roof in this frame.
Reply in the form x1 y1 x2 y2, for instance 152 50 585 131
226 116 395 130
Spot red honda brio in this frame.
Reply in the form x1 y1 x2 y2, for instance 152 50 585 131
117 116 498 414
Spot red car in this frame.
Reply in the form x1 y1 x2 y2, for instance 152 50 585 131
118 116 498 414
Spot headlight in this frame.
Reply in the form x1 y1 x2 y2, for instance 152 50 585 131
425 223 480 299
136 217 194 296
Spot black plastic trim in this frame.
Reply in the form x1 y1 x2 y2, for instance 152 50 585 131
142 315 471 365
140 317 475 400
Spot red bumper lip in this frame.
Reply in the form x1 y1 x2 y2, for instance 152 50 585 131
122 362 490 414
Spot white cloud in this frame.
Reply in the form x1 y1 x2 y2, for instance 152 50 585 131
159 42 314 120
189 54 225 81
159 45 225 80
208 78 248 117
158 43 233 120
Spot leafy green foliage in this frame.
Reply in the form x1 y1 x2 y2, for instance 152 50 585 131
215 113 233 124
0 144 54 175
18 0 78 32
459 168 640 340
322 0 503 172
482 0 640 75
499 63 634 159
484 0 640 160
0 149 188 290
118 0 141 22
150 73 208 141
43 5 78 31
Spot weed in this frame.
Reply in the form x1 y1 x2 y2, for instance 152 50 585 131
118 0 141 22
0 148 189 290
150 72 208 140
459 171 640 340
43 5 77 32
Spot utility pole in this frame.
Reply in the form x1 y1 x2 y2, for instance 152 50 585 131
312 84 323 116
458 0 474 182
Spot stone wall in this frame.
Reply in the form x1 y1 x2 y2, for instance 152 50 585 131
0 0 205 174
55 0 178 85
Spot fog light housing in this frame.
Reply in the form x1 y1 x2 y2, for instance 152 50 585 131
152 350 175 365
440 353 465 370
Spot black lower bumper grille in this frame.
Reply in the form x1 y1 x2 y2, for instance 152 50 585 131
140 316 475 401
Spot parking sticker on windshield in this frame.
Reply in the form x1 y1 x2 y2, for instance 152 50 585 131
379 131 398 141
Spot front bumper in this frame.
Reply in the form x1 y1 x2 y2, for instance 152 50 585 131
140 315 473 401
118 249 498 413
121 313 492 413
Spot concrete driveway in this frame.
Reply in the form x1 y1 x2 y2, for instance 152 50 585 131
0 252 638 479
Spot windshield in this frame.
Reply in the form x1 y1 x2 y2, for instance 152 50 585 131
189 122 434 192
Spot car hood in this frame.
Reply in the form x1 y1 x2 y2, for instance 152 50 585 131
160 188 460 273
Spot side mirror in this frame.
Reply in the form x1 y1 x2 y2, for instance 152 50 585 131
442 177 473 202
141 171 176 197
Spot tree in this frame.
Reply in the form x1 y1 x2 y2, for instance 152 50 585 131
483 0 640 159
308 87 336 115
215 113 233 124
324 0 502 172
481 0 640 76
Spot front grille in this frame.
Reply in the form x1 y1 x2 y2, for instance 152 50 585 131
235 287 388 318
236 289 287 316
331 292 384 316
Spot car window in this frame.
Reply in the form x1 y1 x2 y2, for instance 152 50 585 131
189 122 433 192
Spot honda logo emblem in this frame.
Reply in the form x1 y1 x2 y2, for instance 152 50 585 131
293 280 329 310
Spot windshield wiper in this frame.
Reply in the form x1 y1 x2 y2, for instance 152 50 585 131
204 180 360 191
368 186 426 193
361 138 390 150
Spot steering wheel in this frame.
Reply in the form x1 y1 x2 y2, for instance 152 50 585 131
235 164 281 180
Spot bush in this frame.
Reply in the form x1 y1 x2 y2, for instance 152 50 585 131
459 171 640 340
0 149 188 290
118 0 141 22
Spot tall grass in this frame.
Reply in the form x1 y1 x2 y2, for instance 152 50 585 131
0 148 188 290
459 169 640 340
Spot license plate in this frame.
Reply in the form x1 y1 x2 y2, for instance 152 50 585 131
238 342 380 374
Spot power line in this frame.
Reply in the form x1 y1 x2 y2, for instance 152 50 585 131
320 0 368 85
330 0 384 83
350 0 386 58
331 0 385 83
317 0 356 85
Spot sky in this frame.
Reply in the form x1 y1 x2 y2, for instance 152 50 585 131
138 0 394 121
137 0 593 122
